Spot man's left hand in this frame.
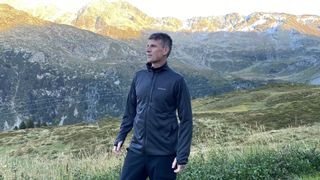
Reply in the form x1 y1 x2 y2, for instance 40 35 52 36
171 158 187 173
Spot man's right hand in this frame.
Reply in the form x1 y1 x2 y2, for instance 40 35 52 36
113 141 123 155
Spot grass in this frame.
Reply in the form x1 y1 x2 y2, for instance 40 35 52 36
0 119 120 157
1 83 320 179
179 145 320 180
0 149 124 179
193 83 320 130
300 173 320 180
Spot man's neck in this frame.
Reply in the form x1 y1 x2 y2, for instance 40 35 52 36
151 59 167 68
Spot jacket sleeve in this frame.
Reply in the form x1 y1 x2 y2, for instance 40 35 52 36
176 77 193 165
114 76 137 146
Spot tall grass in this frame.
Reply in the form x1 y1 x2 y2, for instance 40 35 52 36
1 122 319 179
0 148 124 179
179 145 320 180
1 142 319 179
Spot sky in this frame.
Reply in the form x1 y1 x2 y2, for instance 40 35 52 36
1 0 320 19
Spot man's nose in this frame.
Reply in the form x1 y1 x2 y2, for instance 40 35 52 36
146 46 151 53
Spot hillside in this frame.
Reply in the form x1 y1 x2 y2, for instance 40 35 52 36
0 83 319 179
1 83 319 156
0 19 143 129
193 83 320 130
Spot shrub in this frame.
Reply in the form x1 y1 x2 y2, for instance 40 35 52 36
179 146 320 180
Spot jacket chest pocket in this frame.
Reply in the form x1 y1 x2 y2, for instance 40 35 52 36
153 87 171 100
152 78 174 102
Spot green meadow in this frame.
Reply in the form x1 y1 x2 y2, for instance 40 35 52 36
0 83 320 179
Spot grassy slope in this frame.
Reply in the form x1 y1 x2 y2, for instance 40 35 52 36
0 83 320 179
187 83 320 179
0 119 121 157
193 83 320 129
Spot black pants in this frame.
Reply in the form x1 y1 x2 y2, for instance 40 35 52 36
120 149 176 180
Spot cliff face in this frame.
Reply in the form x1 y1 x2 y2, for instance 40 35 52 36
0 18 143 129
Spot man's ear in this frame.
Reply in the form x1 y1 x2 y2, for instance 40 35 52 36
163 46 169 56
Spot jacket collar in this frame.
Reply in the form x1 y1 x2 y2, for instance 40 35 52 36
146 62 169 72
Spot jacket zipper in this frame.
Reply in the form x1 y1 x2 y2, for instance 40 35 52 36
143 71 157 154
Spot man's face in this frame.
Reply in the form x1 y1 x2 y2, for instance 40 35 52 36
146 39 168 64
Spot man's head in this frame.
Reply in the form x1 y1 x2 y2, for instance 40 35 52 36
148 33 172 57
146 33 172 66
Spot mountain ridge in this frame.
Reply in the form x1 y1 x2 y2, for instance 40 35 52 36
1 1 319 38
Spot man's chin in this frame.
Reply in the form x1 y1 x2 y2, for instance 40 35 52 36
147 59 155 63
147 59 161 64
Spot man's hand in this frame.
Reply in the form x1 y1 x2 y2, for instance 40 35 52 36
171 157 186 173
113 141 123 155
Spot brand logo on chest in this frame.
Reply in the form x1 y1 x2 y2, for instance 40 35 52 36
157 87 167 91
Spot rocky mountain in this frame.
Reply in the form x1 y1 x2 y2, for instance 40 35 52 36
169 30 320 83
3 1 319 38
4 0 318 38
184 13 320 36
0 22 140 130
0 5 227 130
71 0 155 39
0 3 320 130
0 4 48 32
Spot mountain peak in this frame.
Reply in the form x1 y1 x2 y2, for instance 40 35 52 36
0 4 48 32
0 3 12 9
71 0 155 39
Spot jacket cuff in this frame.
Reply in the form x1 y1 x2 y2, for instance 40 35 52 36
177 158 188 165
113 138 124 146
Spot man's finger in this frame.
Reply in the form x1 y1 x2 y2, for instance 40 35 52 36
116 141 123 151
174 165 181 173
113 146 118 153
174 165 186 173
113 141 123 155
171 158 177 169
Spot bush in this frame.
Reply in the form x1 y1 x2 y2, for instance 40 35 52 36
179 146 320 180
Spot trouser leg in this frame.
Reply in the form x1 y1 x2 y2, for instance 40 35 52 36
120 149 148 180
146 155 176 180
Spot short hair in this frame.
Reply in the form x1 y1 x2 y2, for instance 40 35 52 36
148 32 173 57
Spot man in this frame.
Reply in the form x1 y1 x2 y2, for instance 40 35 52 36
113 32 193 180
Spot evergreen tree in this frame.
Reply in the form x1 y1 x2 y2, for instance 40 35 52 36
35 120 41 128
19 121 26 129
26 119 35 128
41 121 47 127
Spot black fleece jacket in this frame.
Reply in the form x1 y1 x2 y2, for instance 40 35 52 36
114 62 193 165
